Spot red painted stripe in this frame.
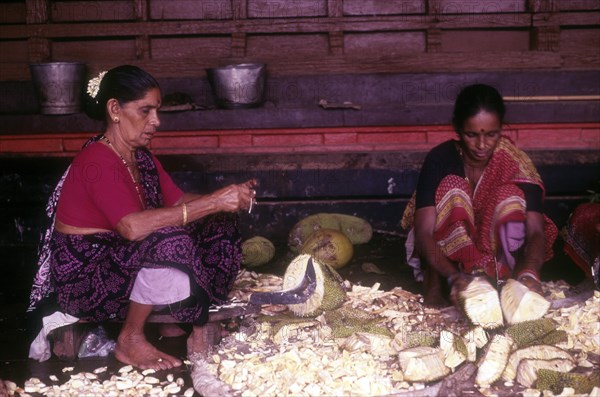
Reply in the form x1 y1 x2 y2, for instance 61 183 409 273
1 123 598 156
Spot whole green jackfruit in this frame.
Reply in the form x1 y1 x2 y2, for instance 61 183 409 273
288 213 373 252
241 236 275 267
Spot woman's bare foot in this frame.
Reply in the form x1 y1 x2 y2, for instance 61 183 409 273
159 324 187 338
187 323 222 357
115 329 182 371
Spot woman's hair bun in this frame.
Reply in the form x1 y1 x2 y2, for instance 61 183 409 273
82 65 160 121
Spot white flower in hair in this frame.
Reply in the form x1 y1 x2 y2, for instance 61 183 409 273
87 71 107 99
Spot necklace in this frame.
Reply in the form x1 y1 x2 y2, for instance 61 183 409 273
100 135 145 208
457 144 484 189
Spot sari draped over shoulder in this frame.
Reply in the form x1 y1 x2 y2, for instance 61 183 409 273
402 136 558 280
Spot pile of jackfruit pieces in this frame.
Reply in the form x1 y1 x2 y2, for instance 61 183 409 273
217 271 599 397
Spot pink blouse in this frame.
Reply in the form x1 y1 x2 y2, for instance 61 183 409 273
56 142 183 230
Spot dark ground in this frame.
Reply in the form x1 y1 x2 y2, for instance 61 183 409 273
0 233 586 396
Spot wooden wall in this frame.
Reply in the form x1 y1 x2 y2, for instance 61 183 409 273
0 0 599 81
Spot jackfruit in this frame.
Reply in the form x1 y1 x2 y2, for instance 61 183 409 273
284 255 346 316
536 330 568 346
439 330 468 369
502 345 573 382
459 277 504 329
241 236 275 267
500 279 550 325
249 254 346 317
398 347 451 383
300 229 354 269
324 306 392 339
288 213 373 253
393 332 438 350
515 358 575 388
505 318 557 349
536 369 600 395
476 334 514 387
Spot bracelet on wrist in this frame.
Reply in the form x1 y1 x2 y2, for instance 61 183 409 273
182 202 188 226
516 269 540 283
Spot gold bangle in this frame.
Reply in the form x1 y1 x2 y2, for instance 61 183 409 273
182 202 188 226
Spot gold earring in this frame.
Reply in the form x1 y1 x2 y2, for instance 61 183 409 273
113 117 119 123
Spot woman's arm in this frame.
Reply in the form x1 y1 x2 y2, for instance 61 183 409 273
116 180 256 241
514 211 546 292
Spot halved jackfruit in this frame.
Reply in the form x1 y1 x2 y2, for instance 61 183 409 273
476 334 514 387
459 277 504 329
501 279 550 325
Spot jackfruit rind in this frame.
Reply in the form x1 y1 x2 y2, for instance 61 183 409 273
241 236 276 267
288 213 373 252
476 334 514 387
331 323 394 339
515 358 575 388
536 330 568 346
536 369 600 395
283 254 346 317
398 347 451 383
406 333 439 349
502 345 573 382
300 229 354 269
505 318 557 348
324 306 391 339
501 279 551 325
459 277 504 329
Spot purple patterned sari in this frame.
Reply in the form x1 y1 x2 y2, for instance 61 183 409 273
29 135 241 325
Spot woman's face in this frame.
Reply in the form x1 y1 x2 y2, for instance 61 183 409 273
117 87 161 148
458 110 502 166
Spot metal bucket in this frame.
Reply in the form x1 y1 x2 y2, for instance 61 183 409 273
29 62 86 115
207 63 266 109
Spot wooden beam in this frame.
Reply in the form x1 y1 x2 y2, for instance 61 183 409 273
25 0 48 24
0 14 535 40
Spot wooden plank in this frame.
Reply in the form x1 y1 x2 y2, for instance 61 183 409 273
247 0 327 18
441 30 530 52
343 0 425 16
246 33 329 58
534 11 600 27
435 0 527 14
50 1 134 22
560 28 600 55
0 3 26 24
0 40 29 63
0 14 534 40
151 36 232 60
150 0 233 20
51 39 137 63
344 31 425 57
558 1 600 11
